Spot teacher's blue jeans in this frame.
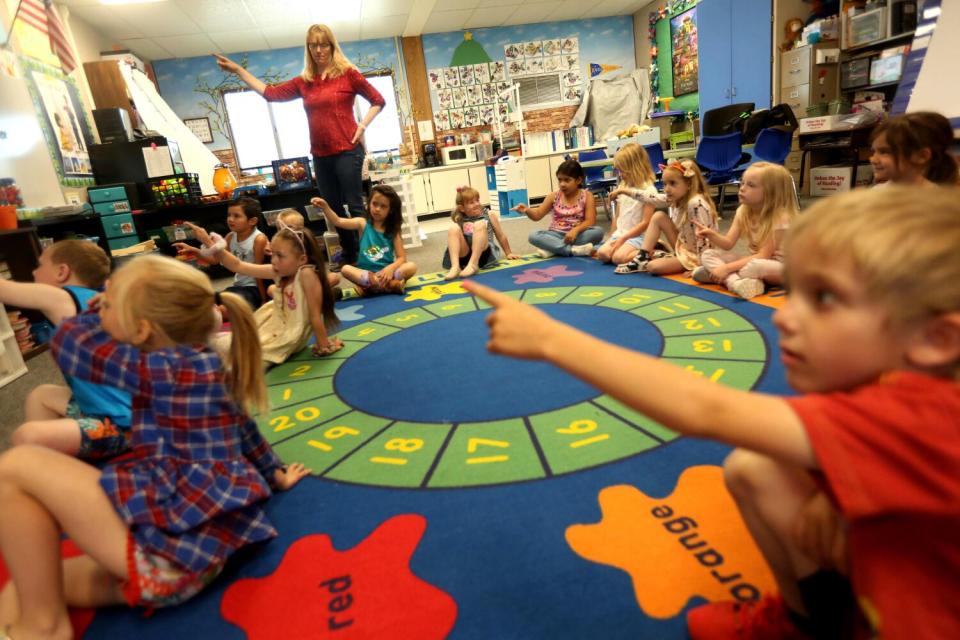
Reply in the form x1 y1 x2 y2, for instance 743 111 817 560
314 144 364 264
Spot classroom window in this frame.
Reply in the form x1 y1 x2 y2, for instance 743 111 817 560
515 74 563 108
223 72 402 170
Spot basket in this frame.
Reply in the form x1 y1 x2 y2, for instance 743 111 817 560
827 99 852 115
147 173 202 207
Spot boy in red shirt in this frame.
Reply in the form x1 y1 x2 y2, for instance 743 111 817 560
465 186 960 639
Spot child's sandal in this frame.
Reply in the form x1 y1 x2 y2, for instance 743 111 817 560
614 257 648 274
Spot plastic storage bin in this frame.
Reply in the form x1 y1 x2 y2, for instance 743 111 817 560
147 174 202 207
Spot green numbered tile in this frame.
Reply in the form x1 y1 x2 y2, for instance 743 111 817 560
563 286 630 305
530 404 661 475
521 286 577 305
259 396 353 444
268 378 335 410
592 396 681 442
598 288 675 311
267 358 344 384
334 322 402 343
654 309 756 336
474 289 523 310
273 412 392 474
630 295 721 322
662 331 768 361
664 358 766 390
325 421 452 487
427 420 545 487
424 296 479 318
375 308 437 329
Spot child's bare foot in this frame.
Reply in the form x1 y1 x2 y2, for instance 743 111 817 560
460 264 479 278
444 267 461 280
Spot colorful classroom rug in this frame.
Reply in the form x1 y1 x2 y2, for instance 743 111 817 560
24 256 793 639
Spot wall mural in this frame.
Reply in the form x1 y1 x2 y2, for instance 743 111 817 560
153 38 398 150
422 16 635 131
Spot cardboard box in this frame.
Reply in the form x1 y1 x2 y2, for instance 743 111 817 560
810 164 874 196
798 114 856 133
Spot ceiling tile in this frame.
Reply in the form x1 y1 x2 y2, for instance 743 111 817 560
207 29 270 54
172 0 258 32
360 0 414 19
152 33 221 59
242 0 313 27
546 1 592 21
421 9 472 34
359 15 409 40
501 3 556 26
313 0 362 25
476 0 525 6
326 20 361 43
434 0 482 10
67 5 142 40
109 3 202 38
260 26 311 49
463 10 506 29
118 38 174 62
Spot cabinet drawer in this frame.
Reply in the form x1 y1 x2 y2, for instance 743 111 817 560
108 235 140 251
101 213 136 238
782 83 810 115
93 200 131 215
781 48 811 89
88 186 129 204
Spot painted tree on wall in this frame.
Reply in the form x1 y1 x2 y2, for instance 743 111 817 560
192 55 285 141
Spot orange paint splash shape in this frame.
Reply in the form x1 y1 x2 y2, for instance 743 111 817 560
565 465 776 619
222 514 457 639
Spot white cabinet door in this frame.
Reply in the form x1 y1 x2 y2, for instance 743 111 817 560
525 157 553 199
428 169 470 215
411 174 432 215
467 165 490 205
548 155 567 194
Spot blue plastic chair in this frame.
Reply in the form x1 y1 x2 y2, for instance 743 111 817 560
752 127 793 165
751 127 801 208
695 131 750 211
643 142 666 189
578 148 617 216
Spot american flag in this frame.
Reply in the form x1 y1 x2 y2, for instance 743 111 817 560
17 0 78 74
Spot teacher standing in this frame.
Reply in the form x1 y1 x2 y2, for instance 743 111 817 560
215 24 385 265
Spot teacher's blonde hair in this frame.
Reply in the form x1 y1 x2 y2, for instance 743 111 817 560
302 24 355 81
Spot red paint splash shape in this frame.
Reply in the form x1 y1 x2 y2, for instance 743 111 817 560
0 540 95 636
221 514 457 639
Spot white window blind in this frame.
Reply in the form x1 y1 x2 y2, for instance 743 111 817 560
515 74 562 108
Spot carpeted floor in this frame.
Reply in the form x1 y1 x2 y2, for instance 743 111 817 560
54 253 792 639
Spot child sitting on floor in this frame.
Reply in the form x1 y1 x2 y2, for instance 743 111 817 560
465 186 960 639
595 143 658 267
0 255 309 638
443 185 519 280
691 161 798 299
512 159 604 258
0 239 132 459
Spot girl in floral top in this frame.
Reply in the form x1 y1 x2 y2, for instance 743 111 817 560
610 159 718 275
512 159 604 258
0 255 308 637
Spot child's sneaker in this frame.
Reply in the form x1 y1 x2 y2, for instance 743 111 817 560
536 248 554 258
570 243 594 257
730 277 765 299
691 266 713 283
687 596 813 640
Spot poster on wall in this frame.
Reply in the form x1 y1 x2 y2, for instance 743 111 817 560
21 58 94 187
670 7 699 96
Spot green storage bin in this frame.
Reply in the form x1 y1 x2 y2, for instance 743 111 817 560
88 185 130 204
806 103 828 117
93 200 131 215
108 235 140 251
101 213 136 238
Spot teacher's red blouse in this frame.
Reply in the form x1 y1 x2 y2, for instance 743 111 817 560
263 68 385 158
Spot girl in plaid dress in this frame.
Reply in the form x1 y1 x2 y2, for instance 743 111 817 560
0 255 309 638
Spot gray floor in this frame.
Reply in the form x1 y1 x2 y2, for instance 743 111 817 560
0 196 763 451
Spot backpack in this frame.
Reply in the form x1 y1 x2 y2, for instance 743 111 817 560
741 104 799 144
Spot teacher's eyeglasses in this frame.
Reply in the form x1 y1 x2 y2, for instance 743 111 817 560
308 42 333 50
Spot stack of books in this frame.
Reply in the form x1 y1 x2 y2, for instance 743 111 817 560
7 310 34 354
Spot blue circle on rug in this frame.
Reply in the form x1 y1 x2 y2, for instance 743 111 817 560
335 304 663 423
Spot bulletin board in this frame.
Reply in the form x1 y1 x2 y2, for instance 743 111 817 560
653 3 700 114
183 117 214 144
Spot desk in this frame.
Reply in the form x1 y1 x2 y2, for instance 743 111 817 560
798 125 875 189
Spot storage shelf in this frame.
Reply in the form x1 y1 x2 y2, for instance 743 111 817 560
840 80 900 93
842 30 914 55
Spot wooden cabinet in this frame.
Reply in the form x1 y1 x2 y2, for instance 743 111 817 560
525 157 553 199
467 166 490 205
698 0 771 117
780 44 840 117
410 165 490 215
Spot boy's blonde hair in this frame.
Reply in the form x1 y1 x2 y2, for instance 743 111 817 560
452 186 481 224
108 254 267 414
613 143 656 190
662 159 717 228
788 186 960 338
277 209 305 230
301 24 354 81
47 240 110 289
734 162 798 249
